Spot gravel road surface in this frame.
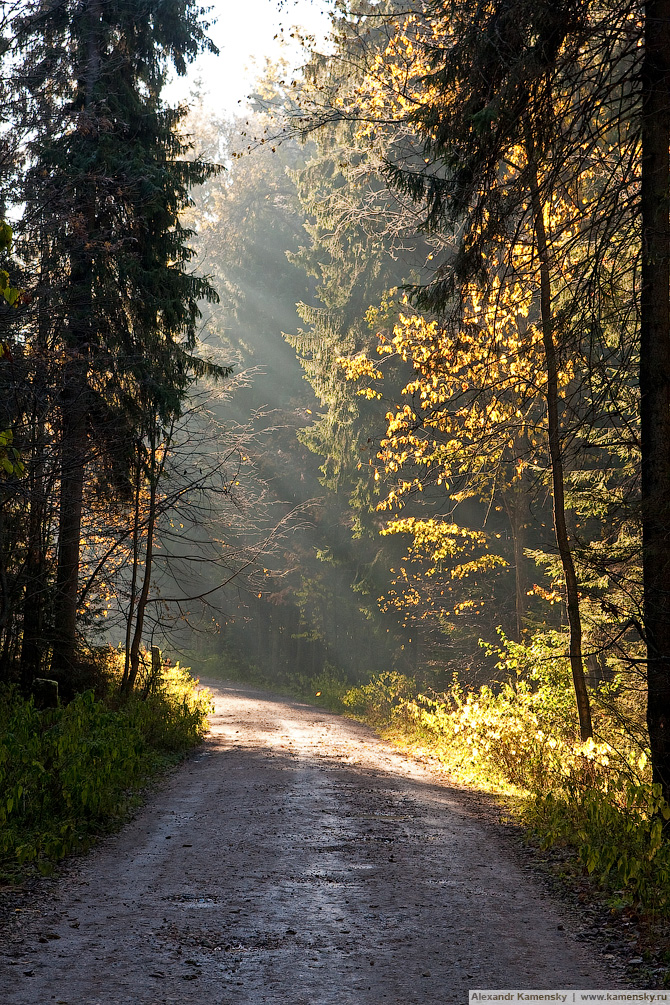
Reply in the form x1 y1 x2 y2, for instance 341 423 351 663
0 679 624 1003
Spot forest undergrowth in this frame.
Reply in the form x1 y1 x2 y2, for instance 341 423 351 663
214 633 670 924
0 651 212 882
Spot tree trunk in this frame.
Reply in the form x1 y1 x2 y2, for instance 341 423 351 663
121 446 142 693
0 506 12 681
20 414 47 689
20 277 51 688
51 371 86 679
123 432 158 697
502 487 528 642
641 0 670 797
526 128 593 741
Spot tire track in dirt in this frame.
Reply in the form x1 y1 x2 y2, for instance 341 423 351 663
0 679 625 1003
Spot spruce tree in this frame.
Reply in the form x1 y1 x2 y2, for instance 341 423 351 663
12 0 219 683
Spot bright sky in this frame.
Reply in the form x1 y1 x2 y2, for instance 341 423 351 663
166 0 333 115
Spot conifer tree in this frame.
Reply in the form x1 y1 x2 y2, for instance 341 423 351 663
10 0 219 683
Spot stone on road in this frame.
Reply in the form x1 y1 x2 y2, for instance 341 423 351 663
0 680 620 1003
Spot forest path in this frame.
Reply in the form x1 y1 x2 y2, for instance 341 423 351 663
1 679 622 1004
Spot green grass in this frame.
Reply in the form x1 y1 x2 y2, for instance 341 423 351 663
0 662 212 880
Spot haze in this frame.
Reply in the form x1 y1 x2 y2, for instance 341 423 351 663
166 0 333 112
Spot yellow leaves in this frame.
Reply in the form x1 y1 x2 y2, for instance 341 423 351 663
380 516 491 568
338 19 440 138
530 584 563 605
451 555 508 580
333 224 581 592
338 353 382 382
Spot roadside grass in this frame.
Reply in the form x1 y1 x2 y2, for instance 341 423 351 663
0 655 212 882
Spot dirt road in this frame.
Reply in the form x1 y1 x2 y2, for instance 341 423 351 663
0 679 623 1003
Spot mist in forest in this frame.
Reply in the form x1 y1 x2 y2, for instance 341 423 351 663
165 95 547 696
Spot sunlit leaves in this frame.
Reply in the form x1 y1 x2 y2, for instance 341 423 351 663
0 429 24 478
0 222 21 307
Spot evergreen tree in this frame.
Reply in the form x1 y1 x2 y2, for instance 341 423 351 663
8 0 219 684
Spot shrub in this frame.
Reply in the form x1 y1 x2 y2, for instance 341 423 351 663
0 659 212 877
125 661 213 751
342 671 418 724
302 664 351 712
528 780 670 913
